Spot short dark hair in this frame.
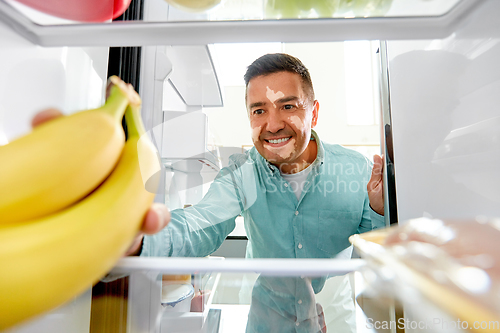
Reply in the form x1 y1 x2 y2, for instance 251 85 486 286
244 53 315 102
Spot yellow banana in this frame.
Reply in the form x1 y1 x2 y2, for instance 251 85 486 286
0 102 160 330
0 76 138 224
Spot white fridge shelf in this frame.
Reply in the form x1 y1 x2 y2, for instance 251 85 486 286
0 0 485 47
110 256 366 276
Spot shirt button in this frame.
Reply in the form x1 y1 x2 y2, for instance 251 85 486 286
284 183 288 187
295 211 299 216
298 299 302 304
298 243 303 249
296 322 300 327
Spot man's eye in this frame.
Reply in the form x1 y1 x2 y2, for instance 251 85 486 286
283 104 295 110
253 109 264 115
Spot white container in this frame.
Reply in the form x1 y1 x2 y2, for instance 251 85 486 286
161 283 195 312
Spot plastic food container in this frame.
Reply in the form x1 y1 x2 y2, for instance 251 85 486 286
161 283 195 312
349 218 500 333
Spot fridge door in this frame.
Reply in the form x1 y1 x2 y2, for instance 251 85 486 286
386 0 500 221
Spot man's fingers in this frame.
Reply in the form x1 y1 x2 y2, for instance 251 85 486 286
367 154 385 215
31 108 63 128
142 203 171 235
368 154 384 183
367 154 384 192
372 154 384 175
125 204 170 256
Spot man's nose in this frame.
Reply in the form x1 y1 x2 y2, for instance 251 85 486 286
265 110 285 133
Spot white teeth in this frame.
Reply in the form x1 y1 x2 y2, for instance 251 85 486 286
268 137 290 144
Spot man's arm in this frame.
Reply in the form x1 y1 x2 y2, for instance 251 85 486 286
141 164 246 258
358 196 385 234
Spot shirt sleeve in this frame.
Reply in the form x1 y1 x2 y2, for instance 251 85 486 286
369 207 386 229
141 164 245 258
357 195 385 234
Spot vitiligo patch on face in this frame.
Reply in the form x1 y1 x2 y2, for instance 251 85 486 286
251 125 262 144
288 115 304 131
266 86 284 107
266 138 296 159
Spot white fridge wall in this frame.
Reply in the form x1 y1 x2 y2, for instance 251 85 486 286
387 0 500 222
0 16 109 333
0 20 109 143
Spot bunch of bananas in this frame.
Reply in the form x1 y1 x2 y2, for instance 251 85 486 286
0 76 160 330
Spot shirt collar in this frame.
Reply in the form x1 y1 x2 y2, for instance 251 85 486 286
311 129 325 168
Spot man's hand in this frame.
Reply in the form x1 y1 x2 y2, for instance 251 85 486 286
367 154 384 216
32 109 171 256
125 203 170 256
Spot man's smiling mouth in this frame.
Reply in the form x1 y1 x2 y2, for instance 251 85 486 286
265 137 291 144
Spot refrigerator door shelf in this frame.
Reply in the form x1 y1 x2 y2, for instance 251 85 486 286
166 45 223 107
161 110 221 174
163 154 220 174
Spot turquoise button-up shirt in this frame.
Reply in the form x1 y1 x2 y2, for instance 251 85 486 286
142 130 385 332
142 130 384 261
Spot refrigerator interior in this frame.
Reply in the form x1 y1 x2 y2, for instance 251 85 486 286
1 0 500 332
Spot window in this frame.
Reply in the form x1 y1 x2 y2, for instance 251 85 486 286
344 40 380 126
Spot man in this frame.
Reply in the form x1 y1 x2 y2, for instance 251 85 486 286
33 53 384 258
140 53 384 259
139 53 385 332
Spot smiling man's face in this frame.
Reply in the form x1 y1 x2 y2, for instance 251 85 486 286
246 71 319 174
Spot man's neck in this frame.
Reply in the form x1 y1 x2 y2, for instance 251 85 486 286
279 140 318 174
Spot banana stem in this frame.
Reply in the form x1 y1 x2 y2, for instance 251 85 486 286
99 76 139 122
98 84 129 122
124 103 146 138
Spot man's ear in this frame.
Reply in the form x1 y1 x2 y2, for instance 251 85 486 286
311 100 319 128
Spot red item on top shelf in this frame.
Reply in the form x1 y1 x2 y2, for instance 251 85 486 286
12 0 132 22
